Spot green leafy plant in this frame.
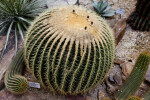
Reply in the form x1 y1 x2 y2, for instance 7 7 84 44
5 5 115 95
91 0 116 17
115 52 150 100
0 0 46 61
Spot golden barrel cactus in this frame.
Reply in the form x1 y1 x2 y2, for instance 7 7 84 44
5 5 115 95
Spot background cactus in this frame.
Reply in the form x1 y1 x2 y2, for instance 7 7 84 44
4 49 29 94
23 5 115 95
115 52 150 100
127 0 150 31
91 0 116 17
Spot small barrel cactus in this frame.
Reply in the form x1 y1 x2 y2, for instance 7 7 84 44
4 49 29 94
5 5 115 95
115 52 150 100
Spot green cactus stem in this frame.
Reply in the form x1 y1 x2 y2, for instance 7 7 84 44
127 0 150 31
144 90 150 100
4 49 29 94
115 52 150 100
127 96 141 100
24 5 115 95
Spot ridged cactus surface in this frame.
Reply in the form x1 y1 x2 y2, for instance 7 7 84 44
115 52 150 100
4 49 29 94
127 0 150 31
24 5 115 95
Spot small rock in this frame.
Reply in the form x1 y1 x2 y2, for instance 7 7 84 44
98 90 106 100
114 59 125 65
108 75 115 84
121 75 126 81
113 73 122 86
88 82 108 100
105 79 119 95
113 18 127 45
121 62 134 77
108 73 122 86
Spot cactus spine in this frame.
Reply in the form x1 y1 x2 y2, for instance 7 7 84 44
127 0 150 31
4 49 29 94
115 52 150 100
23 5 115 95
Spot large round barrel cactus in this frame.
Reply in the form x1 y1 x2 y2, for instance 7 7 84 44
5 5 115 95
24 5 115 95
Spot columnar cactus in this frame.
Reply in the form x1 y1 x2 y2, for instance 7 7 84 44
115 52 150 100
127 0 150 31
5 5 115 95
4 49 29 94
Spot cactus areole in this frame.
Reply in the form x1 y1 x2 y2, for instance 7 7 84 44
24 5 115 95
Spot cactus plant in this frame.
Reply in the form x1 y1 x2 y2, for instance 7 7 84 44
115 52 150 100
91 0 116 17
127 96 141 100
22 5 115 95
127 0 150 31
4 48 29 94
0 0 46 61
